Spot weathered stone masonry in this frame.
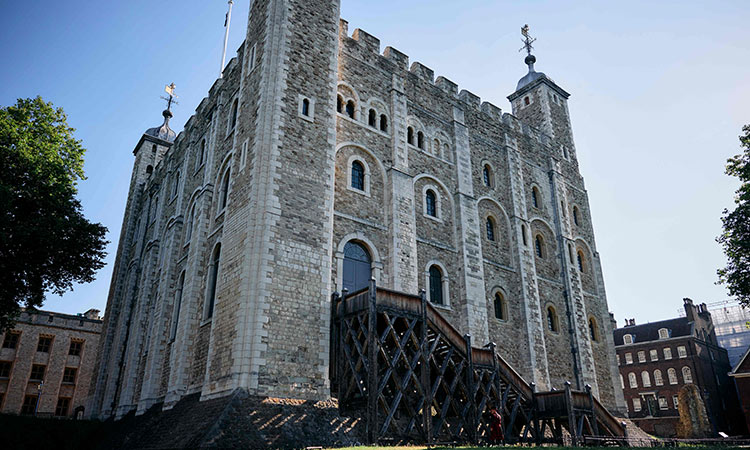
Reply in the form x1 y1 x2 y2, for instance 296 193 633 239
89 0 625 419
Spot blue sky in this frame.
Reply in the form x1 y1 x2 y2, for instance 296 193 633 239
1 1 748 325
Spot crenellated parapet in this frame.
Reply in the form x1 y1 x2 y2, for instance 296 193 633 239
338 19 561 152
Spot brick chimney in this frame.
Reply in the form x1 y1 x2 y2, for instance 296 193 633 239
683 298 698 322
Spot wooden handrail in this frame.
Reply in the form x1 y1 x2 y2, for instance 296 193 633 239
375 287 534 400
592 395 625 436
334 285 622 437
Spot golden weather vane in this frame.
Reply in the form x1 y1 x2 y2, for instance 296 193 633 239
160 83 179 111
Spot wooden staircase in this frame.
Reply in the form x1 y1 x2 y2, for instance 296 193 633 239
330 280 626 445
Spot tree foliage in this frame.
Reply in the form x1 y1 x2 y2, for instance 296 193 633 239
718 124 750 307
0 97 107 331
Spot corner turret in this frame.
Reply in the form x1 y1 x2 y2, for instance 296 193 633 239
507 26 575 161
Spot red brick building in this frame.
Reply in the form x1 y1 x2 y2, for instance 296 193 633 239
729 346 750 434
0 308 102 418
613 298 744 437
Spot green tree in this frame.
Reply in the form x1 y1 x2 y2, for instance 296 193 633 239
718 124 750 307
0 97 107 331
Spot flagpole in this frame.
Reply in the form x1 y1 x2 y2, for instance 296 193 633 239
220 0 234 78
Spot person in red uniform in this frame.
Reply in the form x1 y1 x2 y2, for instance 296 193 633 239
488 404 504 444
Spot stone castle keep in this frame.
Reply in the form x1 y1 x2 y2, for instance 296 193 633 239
89 0 626 419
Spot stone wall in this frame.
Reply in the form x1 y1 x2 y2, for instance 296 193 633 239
91 0 624 419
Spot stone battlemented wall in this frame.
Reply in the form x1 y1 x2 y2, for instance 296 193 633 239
90 0 625 420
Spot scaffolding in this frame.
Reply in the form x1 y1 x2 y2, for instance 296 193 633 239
706 300 750 368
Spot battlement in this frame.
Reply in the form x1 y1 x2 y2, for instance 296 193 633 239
338 19 555 147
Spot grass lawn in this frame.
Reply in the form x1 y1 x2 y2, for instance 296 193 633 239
326 447 746 450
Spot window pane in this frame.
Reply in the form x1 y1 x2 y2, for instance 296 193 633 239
426 191 437 217
206 245 221 319
343 242 371 293
3 332 20 349
494 293 504 320
351 161 365 191
55 398 71 417
429 266 443 305
37 337 52 353
486 218 495 241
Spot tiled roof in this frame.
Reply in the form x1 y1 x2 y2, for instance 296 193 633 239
730 344 750 375
613 317 693 346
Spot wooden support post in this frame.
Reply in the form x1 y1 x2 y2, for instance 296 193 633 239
555 420 563 444
564 381 577 447
586 384 599 436
489 342 502 443
338 289 348 407
330 292 340 401
464 334 477 444
367 278 378 444
419 289 432 444
531 382 541 444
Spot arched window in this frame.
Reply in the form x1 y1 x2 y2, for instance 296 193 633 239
230 98 239 130
524 96 530 106
654 369 664 386
302 98 310 117
425 190 437 217
433 139 440 157
642 371 651 387
407 127 415 145
628 372 638 388
531 187 540 208
337 95 343 113
197 139 206 170
589 317 598 341
568 243 575 264
417 131 424 149
577 250 585 272
218 166 231 212
429 265 444 306
170 271 185 341
573 206 580 226
668 368 678 384
483 165 492 187
172 171 181 197
151 196 159 220
351 161 365 191
345 100 355 119
561 200 566 217
379 114 388 132
342 241 371 292
486 217 495 241
185 204 196 243
494 292 506 320
546 306 558 332
368 109 377 127
535 234 544 258
682 366 693 384
205 244 221 320
521 225 528 246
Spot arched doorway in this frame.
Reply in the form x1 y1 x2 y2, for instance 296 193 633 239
342 241 371 293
